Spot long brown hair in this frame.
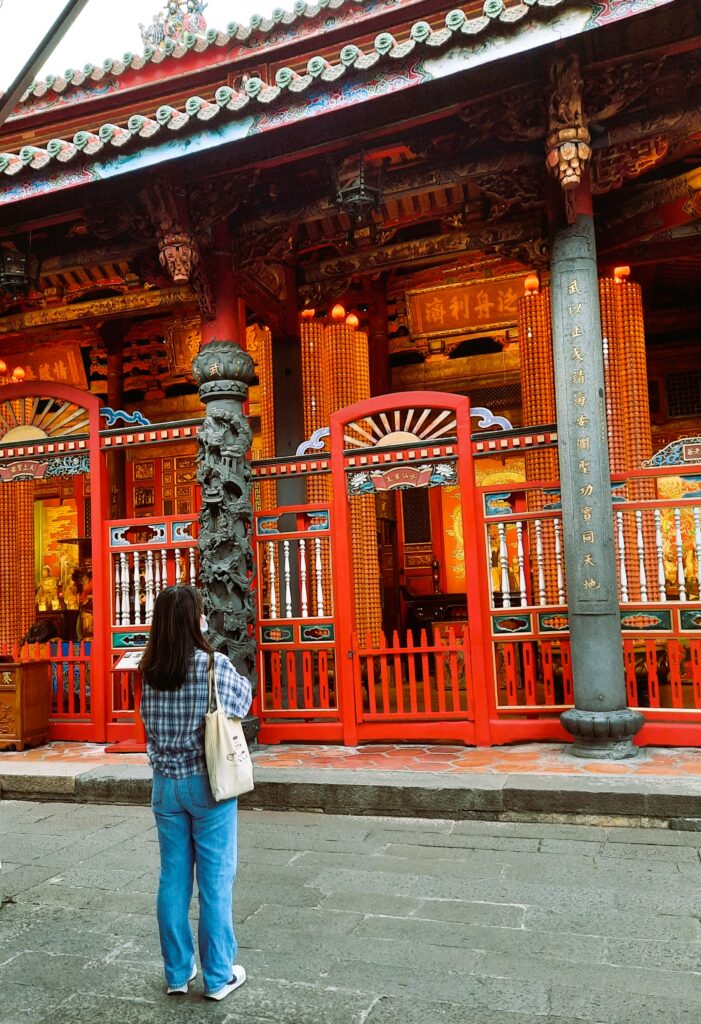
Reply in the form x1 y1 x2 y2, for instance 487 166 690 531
140 585 212 691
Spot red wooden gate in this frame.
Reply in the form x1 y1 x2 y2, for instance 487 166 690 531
329 393 492 744
0 382 107 742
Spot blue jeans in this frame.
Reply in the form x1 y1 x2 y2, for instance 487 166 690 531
151 771 238 994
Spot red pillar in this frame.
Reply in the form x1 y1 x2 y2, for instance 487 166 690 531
204 222 246 346
368 279 390 397
103 323 126 518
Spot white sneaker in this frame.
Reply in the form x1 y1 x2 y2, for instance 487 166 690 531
167 963 197 994
204 965 247 1001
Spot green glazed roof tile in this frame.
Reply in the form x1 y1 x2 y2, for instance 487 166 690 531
18 0 363 104
0 0 568 178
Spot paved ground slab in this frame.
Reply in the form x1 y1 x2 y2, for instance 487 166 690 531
1 801 701 1023
2 742 701 825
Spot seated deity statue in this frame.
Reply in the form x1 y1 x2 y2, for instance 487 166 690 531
36 566 60 611
62 579 80 610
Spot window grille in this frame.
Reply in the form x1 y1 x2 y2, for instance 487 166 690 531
401 488 431 545
468 384 521 410
648 379 661 415
665 370 701 418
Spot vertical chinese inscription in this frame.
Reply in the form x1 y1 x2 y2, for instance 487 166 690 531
564 275 603 595
551 234 619 615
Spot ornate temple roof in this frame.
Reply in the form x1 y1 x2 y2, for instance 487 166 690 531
13 0 403 108
1 0 673 190
7 0 672 116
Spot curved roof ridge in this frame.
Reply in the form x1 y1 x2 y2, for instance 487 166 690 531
13 0 372 108
0 0 567 179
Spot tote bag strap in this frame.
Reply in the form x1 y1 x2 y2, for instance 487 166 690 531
207 653 222 713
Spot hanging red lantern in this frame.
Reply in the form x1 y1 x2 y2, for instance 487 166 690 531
524 273 540 295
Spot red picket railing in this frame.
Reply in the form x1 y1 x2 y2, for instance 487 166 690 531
253 503 342 743
622 637 701 711
105 514 199 746
0 640 92 736
493 637 574 713
352 627 472 721
261 647 337 716
606 464 701 744
49 643 92 722
476 475 572 744
476 457 701 746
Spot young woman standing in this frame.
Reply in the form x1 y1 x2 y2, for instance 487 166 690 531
140 585 252 1001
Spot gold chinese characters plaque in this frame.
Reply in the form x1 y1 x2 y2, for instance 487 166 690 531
406 274 528 340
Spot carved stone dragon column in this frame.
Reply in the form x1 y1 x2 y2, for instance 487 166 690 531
192 341 258 734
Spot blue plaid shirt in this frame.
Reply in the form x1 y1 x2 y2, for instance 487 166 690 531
140 649 252 779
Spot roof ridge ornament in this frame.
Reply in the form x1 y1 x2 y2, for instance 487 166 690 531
139 1 207 51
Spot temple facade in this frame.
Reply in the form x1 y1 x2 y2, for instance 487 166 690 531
0 0 700 753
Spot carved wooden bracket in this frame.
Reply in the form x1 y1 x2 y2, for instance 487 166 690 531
141 177 200 284
138 174 220 319
187 170 260 231
157 228 199 284
546 53 591 220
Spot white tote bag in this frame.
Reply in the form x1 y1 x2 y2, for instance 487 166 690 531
204 654 254 802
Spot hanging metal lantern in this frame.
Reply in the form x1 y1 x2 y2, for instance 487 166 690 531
0 246 29 295
333 149 385 224
0 242 37 297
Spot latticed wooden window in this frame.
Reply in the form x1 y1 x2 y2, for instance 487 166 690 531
467 384 521 411
402 489 431 545
647 379 661 415
665 370 701 418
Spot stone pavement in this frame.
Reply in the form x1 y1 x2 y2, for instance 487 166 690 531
1 742 701 824
2 800 701 1024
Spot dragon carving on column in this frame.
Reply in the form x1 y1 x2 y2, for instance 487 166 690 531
192 341 257 691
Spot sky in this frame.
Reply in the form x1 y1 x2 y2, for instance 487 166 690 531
0 0 297 90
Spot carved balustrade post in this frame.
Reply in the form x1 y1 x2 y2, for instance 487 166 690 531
192 340 258 736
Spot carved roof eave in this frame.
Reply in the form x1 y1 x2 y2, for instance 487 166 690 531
7 0 678 123
10 0 377 112
0 0 678 201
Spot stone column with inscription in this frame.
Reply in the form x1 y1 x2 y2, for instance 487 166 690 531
192 341 258 733
550 211 644 758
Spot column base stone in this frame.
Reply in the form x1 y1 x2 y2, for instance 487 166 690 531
560 707 645 760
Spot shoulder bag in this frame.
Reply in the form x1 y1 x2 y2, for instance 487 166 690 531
204 653 254 801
